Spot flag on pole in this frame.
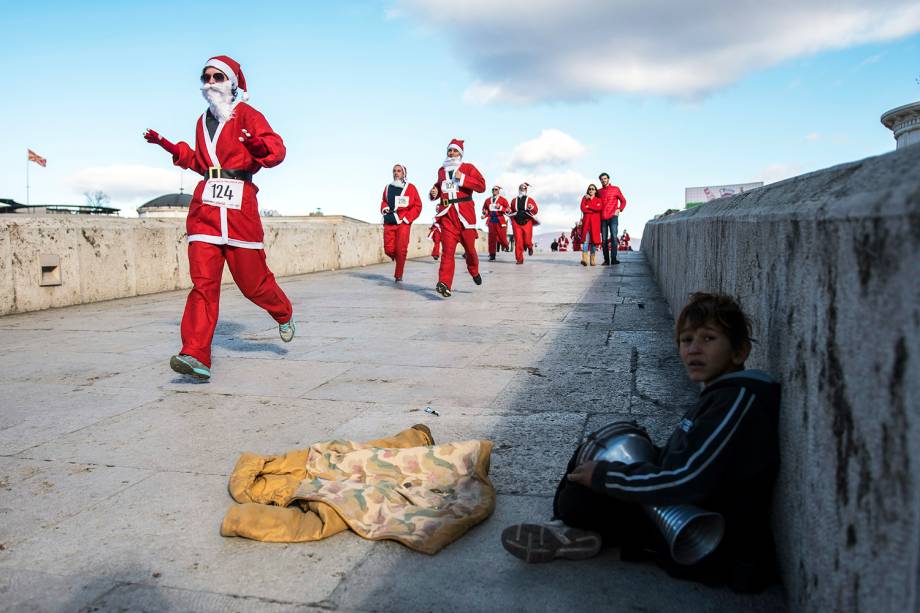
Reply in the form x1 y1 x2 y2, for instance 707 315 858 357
28 149 47 167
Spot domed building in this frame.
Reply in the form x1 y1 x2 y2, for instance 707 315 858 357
137 192 192 218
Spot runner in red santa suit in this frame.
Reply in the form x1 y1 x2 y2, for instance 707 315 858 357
571 223 583 252
558 233 569 252
428 219 442 260
508 183 539 264
380 163 422 282
481 185 510 261
428 139 486 297
144 55 293 381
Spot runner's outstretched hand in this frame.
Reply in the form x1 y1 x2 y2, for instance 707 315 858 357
239 129 269 157
144 129 178 156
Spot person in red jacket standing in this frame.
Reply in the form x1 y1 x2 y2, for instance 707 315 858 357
380 163 422 282
596 172 627 265
144 55 294 381
428 139 486 297
580 184 603 267
481 185 510 261
508 183 539 264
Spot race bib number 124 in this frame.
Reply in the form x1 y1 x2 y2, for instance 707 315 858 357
202 179 244 209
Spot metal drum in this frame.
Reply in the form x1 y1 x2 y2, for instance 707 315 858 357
581 422 725 565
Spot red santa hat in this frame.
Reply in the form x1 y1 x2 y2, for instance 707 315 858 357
204 55 249 101
447 139 464 156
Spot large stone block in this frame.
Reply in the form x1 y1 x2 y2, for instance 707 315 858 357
641 144 920 613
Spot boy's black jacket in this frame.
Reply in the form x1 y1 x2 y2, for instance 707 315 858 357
588 369 781 591
590 369 780 508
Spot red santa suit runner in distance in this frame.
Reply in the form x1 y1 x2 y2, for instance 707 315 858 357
482 195 509 257
508 195 538 264
428 222 442 259
380 182 422 279
430 163 486 288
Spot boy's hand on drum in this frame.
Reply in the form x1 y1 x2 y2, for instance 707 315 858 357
567 460 597 487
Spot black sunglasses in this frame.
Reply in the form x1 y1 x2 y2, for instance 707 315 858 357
200 72 227 83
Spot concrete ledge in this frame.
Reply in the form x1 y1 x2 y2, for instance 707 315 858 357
0 218 484 315
641 145 920 612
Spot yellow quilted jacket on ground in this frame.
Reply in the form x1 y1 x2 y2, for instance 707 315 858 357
221 427 495 554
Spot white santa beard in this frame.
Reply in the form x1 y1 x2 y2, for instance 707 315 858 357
201 82 236 123
443 157 461 172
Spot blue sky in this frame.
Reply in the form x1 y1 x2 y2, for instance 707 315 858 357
2 0 918 236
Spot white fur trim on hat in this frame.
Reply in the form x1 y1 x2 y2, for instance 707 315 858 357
205 58 249 101
205 58 237 89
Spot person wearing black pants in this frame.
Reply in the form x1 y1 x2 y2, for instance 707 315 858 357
596 172 626 265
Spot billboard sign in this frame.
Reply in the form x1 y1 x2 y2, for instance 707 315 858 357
685 182 763 208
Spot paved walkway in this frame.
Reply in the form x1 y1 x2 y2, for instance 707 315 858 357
0 251 785 612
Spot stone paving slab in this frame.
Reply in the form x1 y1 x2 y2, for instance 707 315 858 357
327 494 783 613
0 383 162 456
0 471 374 605
0 251 786 611
0 458 152 546
0 568 116 613
18 395 372 475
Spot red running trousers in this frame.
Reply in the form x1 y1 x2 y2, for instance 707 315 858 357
512 219 534 263
437 207 479 289
487 222 509 256
383 223 413 279
180 241 293 367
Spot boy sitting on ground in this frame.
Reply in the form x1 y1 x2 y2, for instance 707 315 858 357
501 292 781 593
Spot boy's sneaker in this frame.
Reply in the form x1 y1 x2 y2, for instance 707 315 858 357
279 319 295 343
472 274 482 285
435 282 451 298
169 354 210 380
501 521 601 563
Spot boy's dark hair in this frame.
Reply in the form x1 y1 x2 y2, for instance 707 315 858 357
675 292 753 351
598 172 610 180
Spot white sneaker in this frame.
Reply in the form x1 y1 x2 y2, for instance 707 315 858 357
279 319 295 343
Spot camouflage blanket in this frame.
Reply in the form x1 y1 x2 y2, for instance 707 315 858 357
298 439 494 554
223 433 495 554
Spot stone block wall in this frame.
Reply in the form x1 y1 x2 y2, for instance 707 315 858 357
641 145 920 612
0 218 479 315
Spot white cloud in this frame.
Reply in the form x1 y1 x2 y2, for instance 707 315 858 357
496 169 594 232
497 169 594 202
490 129 596 231
70 165 200 201
396 0 920 101
805 132 822 142
510 129 587 169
